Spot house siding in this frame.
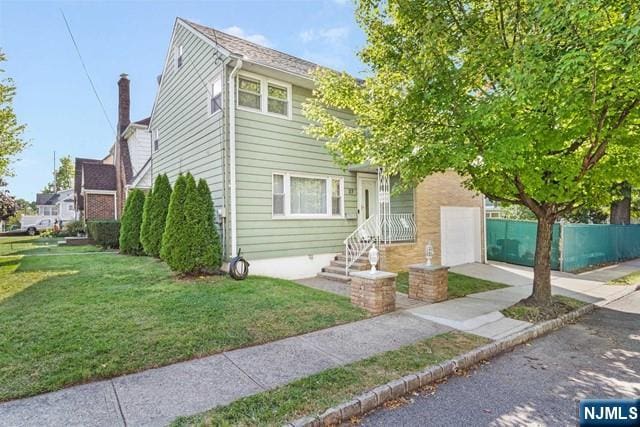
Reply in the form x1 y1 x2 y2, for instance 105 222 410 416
150 23 227 247
128 128 151 177
234 85 358 260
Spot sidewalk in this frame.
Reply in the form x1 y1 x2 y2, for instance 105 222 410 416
408 260 639 339
1 260 637 426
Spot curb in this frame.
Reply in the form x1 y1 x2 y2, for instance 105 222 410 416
286 303 596 427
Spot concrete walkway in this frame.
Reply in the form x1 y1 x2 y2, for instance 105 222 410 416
0 312 449 427
2 260 637 426
407 260 639 339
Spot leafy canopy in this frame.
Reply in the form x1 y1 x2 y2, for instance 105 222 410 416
42 155 75 193
0 51 27 180
304 0 640 220
119 189 146 255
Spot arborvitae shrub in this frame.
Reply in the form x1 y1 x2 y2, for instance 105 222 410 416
141 174 172 257
161 174 193 272
119 189 146 255
194 178 222 272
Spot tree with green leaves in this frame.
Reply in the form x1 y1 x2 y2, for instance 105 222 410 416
0 51 27 181
304 0 640 305
119 189 145 255
161 174 196 273
141 174 172 257
194 178 222 272
140 186 154 254
42 155 75 193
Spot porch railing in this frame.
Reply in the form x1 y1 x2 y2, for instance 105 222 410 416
382 213 417 243
343 213 417 274
344 214 379 275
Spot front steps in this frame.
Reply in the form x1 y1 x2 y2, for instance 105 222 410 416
317 253 370 283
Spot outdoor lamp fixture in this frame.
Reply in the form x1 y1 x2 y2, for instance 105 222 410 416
368 245 379 274
425 240 434 266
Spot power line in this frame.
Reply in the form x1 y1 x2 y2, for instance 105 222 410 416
60 9 116 137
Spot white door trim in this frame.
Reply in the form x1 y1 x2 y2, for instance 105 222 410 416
356 173 378 225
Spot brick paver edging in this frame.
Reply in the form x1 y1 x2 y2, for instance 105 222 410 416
286 304 596 427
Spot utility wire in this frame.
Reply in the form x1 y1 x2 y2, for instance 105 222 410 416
60 9 117 137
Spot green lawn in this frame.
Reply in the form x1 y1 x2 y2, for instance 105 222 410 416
0 236 106 256
396 271 508 299
0 245 367 401
608 271 640 286
173 332 488 427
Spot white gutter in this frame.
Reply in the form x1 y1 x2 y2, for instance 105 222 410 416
228 58 243 257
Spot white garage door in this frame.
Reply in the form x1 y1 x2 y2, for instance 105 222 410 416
440 207 482 266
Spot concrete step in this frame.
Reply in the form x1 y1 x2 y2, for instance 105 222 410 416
330 259 369 271
317 271 352 283
335 254 370 264
322 265 349 275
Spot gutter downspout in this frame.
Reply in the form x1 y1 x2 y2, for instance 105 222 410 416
228 58 243 257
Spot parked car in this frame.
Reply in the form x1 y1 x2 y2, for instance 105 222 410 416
22 219 54 236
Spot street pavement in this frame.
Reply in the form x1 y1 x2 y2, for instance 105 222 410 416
361 290 640 427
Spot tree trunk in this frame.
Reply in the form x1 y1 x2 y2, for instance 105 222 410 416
610 182 632 225
530 215 554 305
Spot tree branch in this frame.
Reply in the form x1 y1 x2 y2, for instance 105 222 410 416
514 175 545 218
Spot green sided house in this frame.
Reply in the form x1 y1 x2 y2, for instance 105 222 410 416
149 18 487 280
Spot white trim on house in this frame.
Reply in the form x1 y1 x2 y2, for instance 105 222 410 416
128 160 152 189
246 253 337 280
237 71 293 120
229 59 243 257
271 171 344 219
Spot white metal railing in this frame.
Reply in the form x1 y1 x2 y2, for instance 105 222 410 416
344 214 380 275
383 213 417 243
343 213 417 274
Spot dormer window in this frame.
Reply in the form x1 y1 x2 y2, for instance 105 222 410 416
210 75 222 115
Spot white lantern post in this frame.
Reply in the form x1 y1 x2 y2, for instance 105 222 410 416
425 240 434 266
368 245 379 274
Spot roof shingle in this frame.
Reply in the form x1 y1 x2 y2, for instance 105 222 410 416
83 163 116 191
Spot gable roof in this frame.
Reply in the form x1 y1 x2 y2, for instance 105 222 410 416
83 163 116 191
36 193 57 206
182 19 321 79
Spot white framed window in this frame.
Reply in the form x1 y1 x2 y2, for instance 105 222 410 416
238 76 261 111
175 45 184 70
272 172 344 219
153 129 160 151
209 75 223 115
237 72 292 119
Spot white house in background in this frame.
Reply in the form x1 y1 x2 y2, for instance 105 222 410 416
20 189 77 228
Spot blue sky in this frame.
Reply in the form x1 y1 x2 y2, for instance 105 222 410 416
0 0 366 200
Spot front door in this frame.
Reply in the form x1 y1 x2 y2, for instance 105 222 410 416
357 174 378 225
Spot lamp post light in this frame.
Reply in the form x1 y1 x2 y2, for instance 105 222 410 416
368 245 379 274
425 240 434 266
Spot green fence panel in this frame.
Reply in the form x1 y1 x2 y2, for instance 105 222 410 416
486 219 561 270
561 224 640 272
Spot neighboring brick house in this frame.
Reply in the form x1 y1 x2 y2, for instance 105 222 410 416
74 74 152 221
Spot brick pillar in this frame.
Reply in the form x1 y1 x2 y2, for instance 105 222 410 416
408 264 449 303
350 271 397 315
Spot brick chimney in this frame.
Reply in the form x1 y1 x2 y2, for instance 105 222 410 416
117 73 130 136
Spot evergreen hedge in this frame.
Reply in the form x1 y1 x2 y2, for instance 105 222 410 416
119 189 146 255
195 178 222 272
87 220 120 249
141 174 172 257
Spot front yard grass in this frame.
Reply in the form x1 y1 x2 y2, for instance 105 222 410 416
501 295 587 323
396 271 508 298
0 248 367 401
172 331 488 427
0 236 105 256
608 271 640 286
